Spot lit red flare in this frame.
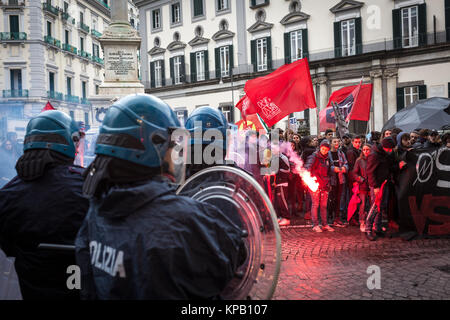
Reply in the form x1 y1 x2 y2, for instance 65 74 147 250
295 164 319 193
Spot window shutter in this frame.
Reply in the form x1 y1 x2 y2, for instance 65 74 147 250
190 52 196 83
446 0 450 41
194 0 203 16
170 57 174 84
266 37 272 70
418 3 427 46
418 85 427 100
284 32 290 64
161 60 166 86
392 9 402 49
334 21 342 58
215 48 220 79
396 88 405 111
229 45 234 76
355 17 362 55
204 50 209 80
251 40 256 72
302 29 309 59
180 56 185 83
10 16 19 33
150 62 155 88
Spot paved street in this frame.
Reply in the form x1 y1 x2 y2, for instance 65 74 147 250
273 224 450 300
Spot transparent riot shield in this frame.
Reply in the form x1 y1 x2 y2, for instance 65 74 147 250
177 166 281 300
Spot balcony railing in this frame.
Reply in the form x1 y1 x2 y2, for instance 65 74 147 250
92 55 104 65
3 0 26 7
79 22 90 33
3 89 29 98
61 12 75 25
44 35 61 48
62 43 77 54
0 32 27 41
42 2 59 15
47 91 64 100
79 50 92 60
65 95 80 104
95 0 110 9
91 29 102 38
81 98 91 105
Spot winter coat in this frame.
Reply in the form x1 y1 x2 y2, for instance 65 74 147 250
367 144 396 188
346 145 361 172
0 165 88 300
305 151 331 191
75 176 243 300
328 150 349 186
352 157 370 191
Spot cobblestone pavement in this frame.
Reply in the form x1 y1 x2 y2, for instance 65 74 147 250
272 224 450 300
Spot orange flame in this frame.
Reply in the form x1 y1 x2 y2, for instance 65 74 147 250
296 164 319 193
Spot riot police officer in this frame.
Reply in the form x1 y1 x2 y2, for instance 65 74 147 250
0 110 89 300
75 94 243 299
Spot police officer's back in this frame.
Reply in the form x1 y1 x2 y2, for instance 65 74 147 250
0 110 89 299
75 94 243 299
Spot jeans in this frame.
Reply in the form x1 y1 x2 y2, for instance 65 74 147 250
366 187 383 232
358 191 368 223
310 189 329 227
329 183 344 223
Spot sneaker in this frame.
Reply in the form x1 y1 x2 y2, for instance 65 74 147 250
322 225 335 232
278 218 290 226
365 232 377 241
332 221 346 228
360 222 366 233
312 226 323 233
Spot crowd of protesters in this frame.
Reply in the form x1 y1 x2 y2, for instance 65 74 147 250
256 126 450 241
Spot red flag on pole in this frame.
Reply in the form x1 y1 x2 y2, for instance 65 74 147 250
319 107 336 132
41 101 56 112
244 58 317 127
235 95 258 120
326 83 373 121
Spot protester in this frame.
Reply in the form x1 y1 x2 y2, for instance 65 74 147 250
366 137 397 241
341 133 352 154
424 130 440 149
410 130 420 146
352 144 371 232
305 140 335 232
345 135 362 225
328 137 349 227
382 129 392 138
325 129 334 142
396 132 412 161
369 131 381 146
413 129 429 148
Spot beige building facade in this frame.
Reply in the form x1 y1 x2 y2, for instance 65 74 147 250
136 0 450 134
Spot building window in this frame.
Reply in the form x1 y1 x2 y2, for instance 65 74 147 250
49 72 55 92
154 60 163 88
93 43 100 57
219 46 230 77
174 56 182 85
404 86 419 107
171 2 181 24
81 81 87 99
79 11 84 25
85 112 89 127
47 21 52 37
175 109 188 124
256 38 268 72
9 15 19 33
219 105 234 123
67 77 72 95
63 1 69 12
193 0 204 17
217 0 229 11
152 9 161 30
195 51 206 81
341 19 356 57
95 84 99 95
402 6 419 48
65 29 70 44
290 30 303 62
80 37 84 52
10 69 22 91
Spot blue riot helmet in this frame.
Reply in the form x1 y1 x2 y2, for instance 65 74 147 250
23 110 80 159
94 94 188 183
184 106 228 153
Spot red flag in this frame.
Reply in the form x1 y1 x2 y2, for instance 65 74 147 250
41 101 55 112
244 58 317 127
326 83 373 121
319 107 336 132
235 114 265 132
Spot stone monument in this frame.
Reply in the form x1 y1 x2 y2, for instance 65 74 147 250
90 0 144 125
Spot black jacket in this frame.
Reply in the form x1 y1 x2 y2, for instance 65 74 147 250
346 145 361 173
75 176 242 300
0 165 88 300
352 157 369 191
367 144 396 188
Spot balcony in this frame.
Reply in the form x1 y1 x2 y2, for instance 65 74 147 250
61 12 75 25
3 89 29 98
42 2 59 16
79 22 90 33
92 55 104 65
62 43 77 54
65 94 80 104
44 35 61 48
47 91 63 100
0 32 27 41
78 49 92 60
91 29 102 38
2 0 26 8
81 98 91 105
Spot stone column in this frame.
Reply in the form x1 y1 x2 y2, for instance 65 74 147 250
111 0 129 23
309 78 320 135
370 69 383 131
384 68 399 121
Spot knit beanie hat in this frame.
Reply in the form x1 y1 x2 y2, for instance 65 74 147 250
381 137 395 149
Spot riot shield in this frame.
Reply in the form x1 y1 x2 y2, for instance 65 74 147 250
177 166 281 300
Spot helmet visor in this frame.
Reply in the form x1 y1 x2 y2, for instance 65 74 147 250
167 127 189 185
